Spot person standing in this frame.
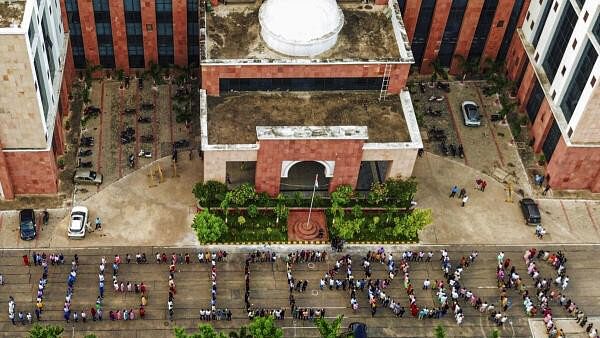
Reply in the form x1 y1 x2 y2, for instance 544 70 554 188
449 186 458 198
99 281 104 298
481 181 487 192
461 195 468 207
95 217 102 230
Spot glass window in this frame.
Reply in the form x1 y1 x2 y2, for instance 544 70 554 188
468 0 498 62
573 0 585 9
542 120 561 161
593 14 600 42
437 0 468 67
124 0 141 12
156 0 172 12
157 23 173 35
92 0 109 12
411 0 436 67
532 0 552 48
65 0 78 12
526 81 544 122
398 0 406 16
126 23 142 35
95 22 112 36
560 39 598 122
542 3 577 84
497 0 524 61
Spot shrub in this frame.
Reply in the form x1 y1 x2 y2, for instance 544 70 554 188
230 183 256 207
247 204 259 219
193 180 228 209
274 203 289 224
331 184 354 206
367 182 388 206
332 217 363 240
191 210 228 243
385 177 418 208
237 215 246 226
392 209 432 240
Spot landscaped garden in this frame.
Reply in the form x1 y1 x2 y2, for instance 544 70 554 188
191 177 432 244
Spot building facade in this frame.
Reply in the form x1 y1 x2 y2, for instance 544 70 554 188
0 0 74 199
506 0 600 191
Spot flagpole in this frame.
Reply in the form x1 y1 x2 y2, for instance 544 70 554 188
307 174 318 227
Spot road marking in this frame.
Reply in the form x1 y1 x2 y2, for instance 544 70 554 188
559 200 573 232
585 202 599 235
476 286 497 289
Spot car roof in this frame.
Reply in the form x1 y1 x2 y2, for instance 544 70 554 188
521 198 536 204
71 206 89 213
20 209 34 218
463 100 478 106
74 169 92 176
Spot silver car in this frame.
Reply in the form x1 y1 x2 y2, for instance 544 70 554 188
73 169 103 185
461 101 481 127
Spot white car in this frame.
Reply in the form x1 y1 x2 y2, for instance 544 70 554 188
461 101 482 127
68 206 89 239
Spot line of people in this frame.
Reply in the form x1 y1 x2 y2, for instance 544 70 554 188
285 250 327 264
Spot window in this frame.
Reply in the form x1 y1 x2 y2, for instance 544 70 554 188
542 121 561 161
398 0 407 16
157 23 173 35
188 0 199 65
468 0 498 62
156 0 172 12
542 2 577 83
94 0 114 68
532 0 552 47
92 0 109 12
124 0 141 11
66 0 84 68
526 81 544 122
411 0 436 67
560 39 598 122
573 0 585 9
95 22 111 35
497 0 525 60
126 23 142 35
219 77 383 93
125 0 144 68
438 0 468 67
594 15 600 42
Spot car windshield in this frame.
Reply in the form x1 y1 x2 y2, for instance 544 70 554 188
89 172 97 179
467 106 479 119
21 220 34 231
70 213 85 230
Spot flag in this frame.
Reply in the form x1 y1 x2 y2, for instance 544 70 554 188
314 174 319 188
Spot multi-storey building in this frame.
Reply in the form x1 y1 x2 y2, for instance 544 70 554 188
506 1 600 192
0 0 74 199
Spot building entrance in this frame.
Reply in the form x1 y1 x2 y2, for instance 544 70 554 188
280 161 331 194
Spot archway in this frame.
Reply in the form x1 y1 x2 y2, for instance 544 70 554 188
279 161 332 193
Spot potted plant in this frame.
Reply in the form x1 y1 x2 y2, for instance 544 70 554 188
538 154 546 166
57 157 65 170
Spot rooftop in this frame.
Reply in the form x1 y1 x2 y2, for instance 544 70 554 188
206 91 410 145
206 3 406 62
0 0 25 28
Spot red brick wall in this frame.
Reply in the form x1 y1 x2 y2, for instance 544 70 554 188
201 64 410 95
505 31 527 82
546 139 600 192
480 0 514 63
77 0 100 66
173 0 188 66
449 0 484 75
0 143 14 199
53 113 65 156
141 0 158 68
255 140 364 197
3 150 58 195
420 0 451 74
402 0 422 42
110 0 129 72
516 63 536 109
530 100 554 153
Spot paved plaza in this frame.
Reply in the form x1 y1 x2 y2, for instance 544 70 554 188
0 245 599 337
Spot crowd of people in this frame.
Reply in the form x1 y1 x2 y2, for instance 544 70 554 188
286 250 327 264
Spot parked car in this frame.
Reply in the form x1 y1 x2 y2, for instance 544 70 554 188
520 198 541 224
461 101 481 126
347 322 367 338
73 169 103 185
68 206 88 239
19 209 36 240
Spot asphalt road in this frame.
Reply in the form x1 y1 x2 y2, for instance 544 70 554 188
0 245 598 337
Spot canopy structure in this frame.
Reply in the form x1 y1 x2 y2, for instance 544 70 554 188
258 0 344 57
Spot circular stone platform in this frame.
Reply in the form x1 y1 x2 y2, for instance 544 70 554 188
258 0 344 57
287 210 329 242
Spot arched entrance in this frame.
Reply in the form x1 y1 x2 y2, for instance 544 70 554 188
280 161 332 193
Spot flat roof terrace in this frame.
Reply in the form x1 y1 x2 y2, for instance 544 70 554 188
0 0 25 28
206 3 407 62
206 91 410 145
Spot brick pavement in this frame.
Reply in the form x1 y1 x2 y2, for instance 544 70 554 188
0 245 598 337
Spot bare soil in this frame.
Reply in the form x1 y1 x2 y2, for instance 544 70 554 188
207 91 409 144
207 5 399 60
0 1 25 27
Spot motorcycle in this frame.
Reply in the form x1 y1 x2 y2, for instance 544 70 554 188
437 81 450 93
138 78 143 90
121 134 134 144
449 144 456 157
128 154 135 168
84 106 101 117
121 126 135 136
173 139 190 149
428 95 445 102
124 76 130 89
419 82 426 93
440 142 449 156
458 144 464 158
80 136 94 147
78 149 93 157
138 116 152 123
141 102 154 110
123 108 136 115
426 106 442 117
427 127 446 142
138 149 152 158
140 135 154 143
77 158 93 168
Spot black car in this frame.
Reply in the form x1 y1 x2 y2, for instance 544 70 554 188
347 322 367 338
19 209 37 240
520 198 541 224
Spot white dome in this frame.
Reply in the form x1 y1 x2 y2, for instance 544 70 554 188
259 0 344 57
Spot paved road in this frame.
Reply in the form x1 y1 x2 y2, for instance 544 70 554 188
0 245 598 337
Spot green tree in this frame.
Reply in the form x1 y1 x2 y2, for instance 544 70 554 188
174 324 226 338
28 324 64 338
191 210 228 243
248 316 283 338
193 180 228 209
228 326 251 338
385 177 418 208
237 215 246 226
274 203 289 225
489 329 500 338
230 183 256 207
247 204 259 219
315 315 344 338
434 324 447 338
351 205 363 218
332 216 363 240
221 192 232 223
392 209 432 240
367 182 388 206
330 185 354 206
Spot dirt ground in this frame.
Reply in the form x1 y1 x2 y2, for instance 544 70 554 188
207 4 399 60
207 91 409 144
